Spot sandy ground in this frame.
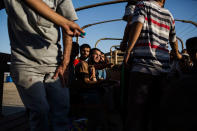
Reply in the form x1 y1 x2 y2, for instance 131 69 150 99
2 82 25 116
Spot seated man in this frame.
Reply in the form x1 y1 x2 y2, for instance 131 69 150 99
74 48 107 130
73 44 91 66
75 48 101 86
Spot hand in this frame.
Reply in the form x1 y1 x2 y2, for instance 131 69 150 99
177 53 182 60
124 52 131 69
90 65 96 77
62 20 85 38
53 65 69 88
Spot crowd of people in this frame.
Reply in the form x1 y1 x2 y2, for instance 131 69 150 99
0 0 197 131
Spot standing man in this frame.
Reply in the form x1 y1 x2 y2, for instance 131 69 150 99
124 0 181 131
3 0 84 131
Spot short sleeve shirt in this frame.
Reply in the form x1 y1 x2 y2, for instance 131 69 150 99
131 1 177 75
4 0 78 67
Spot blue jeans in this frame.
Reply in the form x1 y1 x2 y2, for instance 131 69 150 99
10 66 70 131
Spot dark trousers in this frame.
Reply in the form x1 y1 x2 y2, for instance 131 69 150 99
125 72 167 131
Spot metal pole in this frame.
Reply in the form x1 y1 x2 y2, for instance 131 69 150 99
75 0 128 12
176 36 184 50
175 19 197 27
95 38 122 48
110 45 120 64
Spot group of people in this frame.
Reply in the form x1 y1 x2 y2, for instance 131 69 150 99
0 0 197 131
69 44 120 131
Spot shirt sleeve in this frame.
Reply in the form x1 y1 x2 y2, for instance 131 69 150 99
56 0 78 21
131 1 146 24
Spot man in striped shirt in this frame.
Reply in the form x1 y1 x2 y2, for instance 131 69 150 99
124 0 181 131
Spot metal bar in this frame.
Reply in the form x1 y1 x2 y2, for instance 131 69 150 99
175 19 197 27
82 19 122 29
95 38 122 48
110 45 120 63
176 36 184 50
75 0 127 12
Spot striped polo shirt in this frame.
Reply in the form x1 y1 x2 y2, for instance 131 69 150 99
131 0 176 75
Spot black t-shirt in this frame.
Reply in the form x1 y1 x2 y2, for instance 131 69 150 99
0 0 5 10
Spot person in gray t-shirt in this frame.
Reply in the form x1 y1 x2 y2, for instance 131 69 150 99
3 0 85 130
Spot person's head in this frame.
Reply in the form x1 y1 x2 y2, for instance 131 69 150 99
80 44 91 60
89 48 101 64
181 49 188 54
186 37 197 64
156 0 166 7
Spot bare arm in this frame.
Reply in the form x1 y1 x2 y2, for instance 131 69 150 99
84 77 98 85
24 0 84 36
120 15 133 51
84 66 98 84
124 22 143 64
62 30 73 67
53 30 73 87
122 15 133 43
170 40 182 60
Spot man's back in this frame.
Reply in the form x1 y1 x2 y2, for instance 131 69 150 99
131 0 176 75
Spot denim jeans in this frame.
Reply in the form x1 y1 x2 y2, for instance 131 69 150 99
10 66 70 131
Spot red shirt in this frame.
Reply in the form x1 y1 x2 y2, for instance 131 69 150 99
73 58 81 66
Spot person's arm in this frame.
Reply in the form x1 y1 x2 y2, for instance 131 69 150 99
170 40 182 60
84 66 98 84
124 22 143 64
24 0 84 36
53 30 73 87
120 15 133 52
84 77 98 85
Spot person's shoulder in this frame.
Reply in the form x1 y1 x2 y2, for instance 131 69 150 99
161 7 172 14
80 60 88 65
136 1 146 6
77 60 88 69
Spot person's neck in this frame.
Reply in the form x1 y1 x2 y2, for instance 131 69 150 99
156 1 163 7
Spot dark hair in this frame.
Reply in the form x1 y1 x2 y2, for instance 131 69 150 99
80 44 91 51
88 48 101 64
71 42 79 57
186 37 197 52
90 48 101 56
